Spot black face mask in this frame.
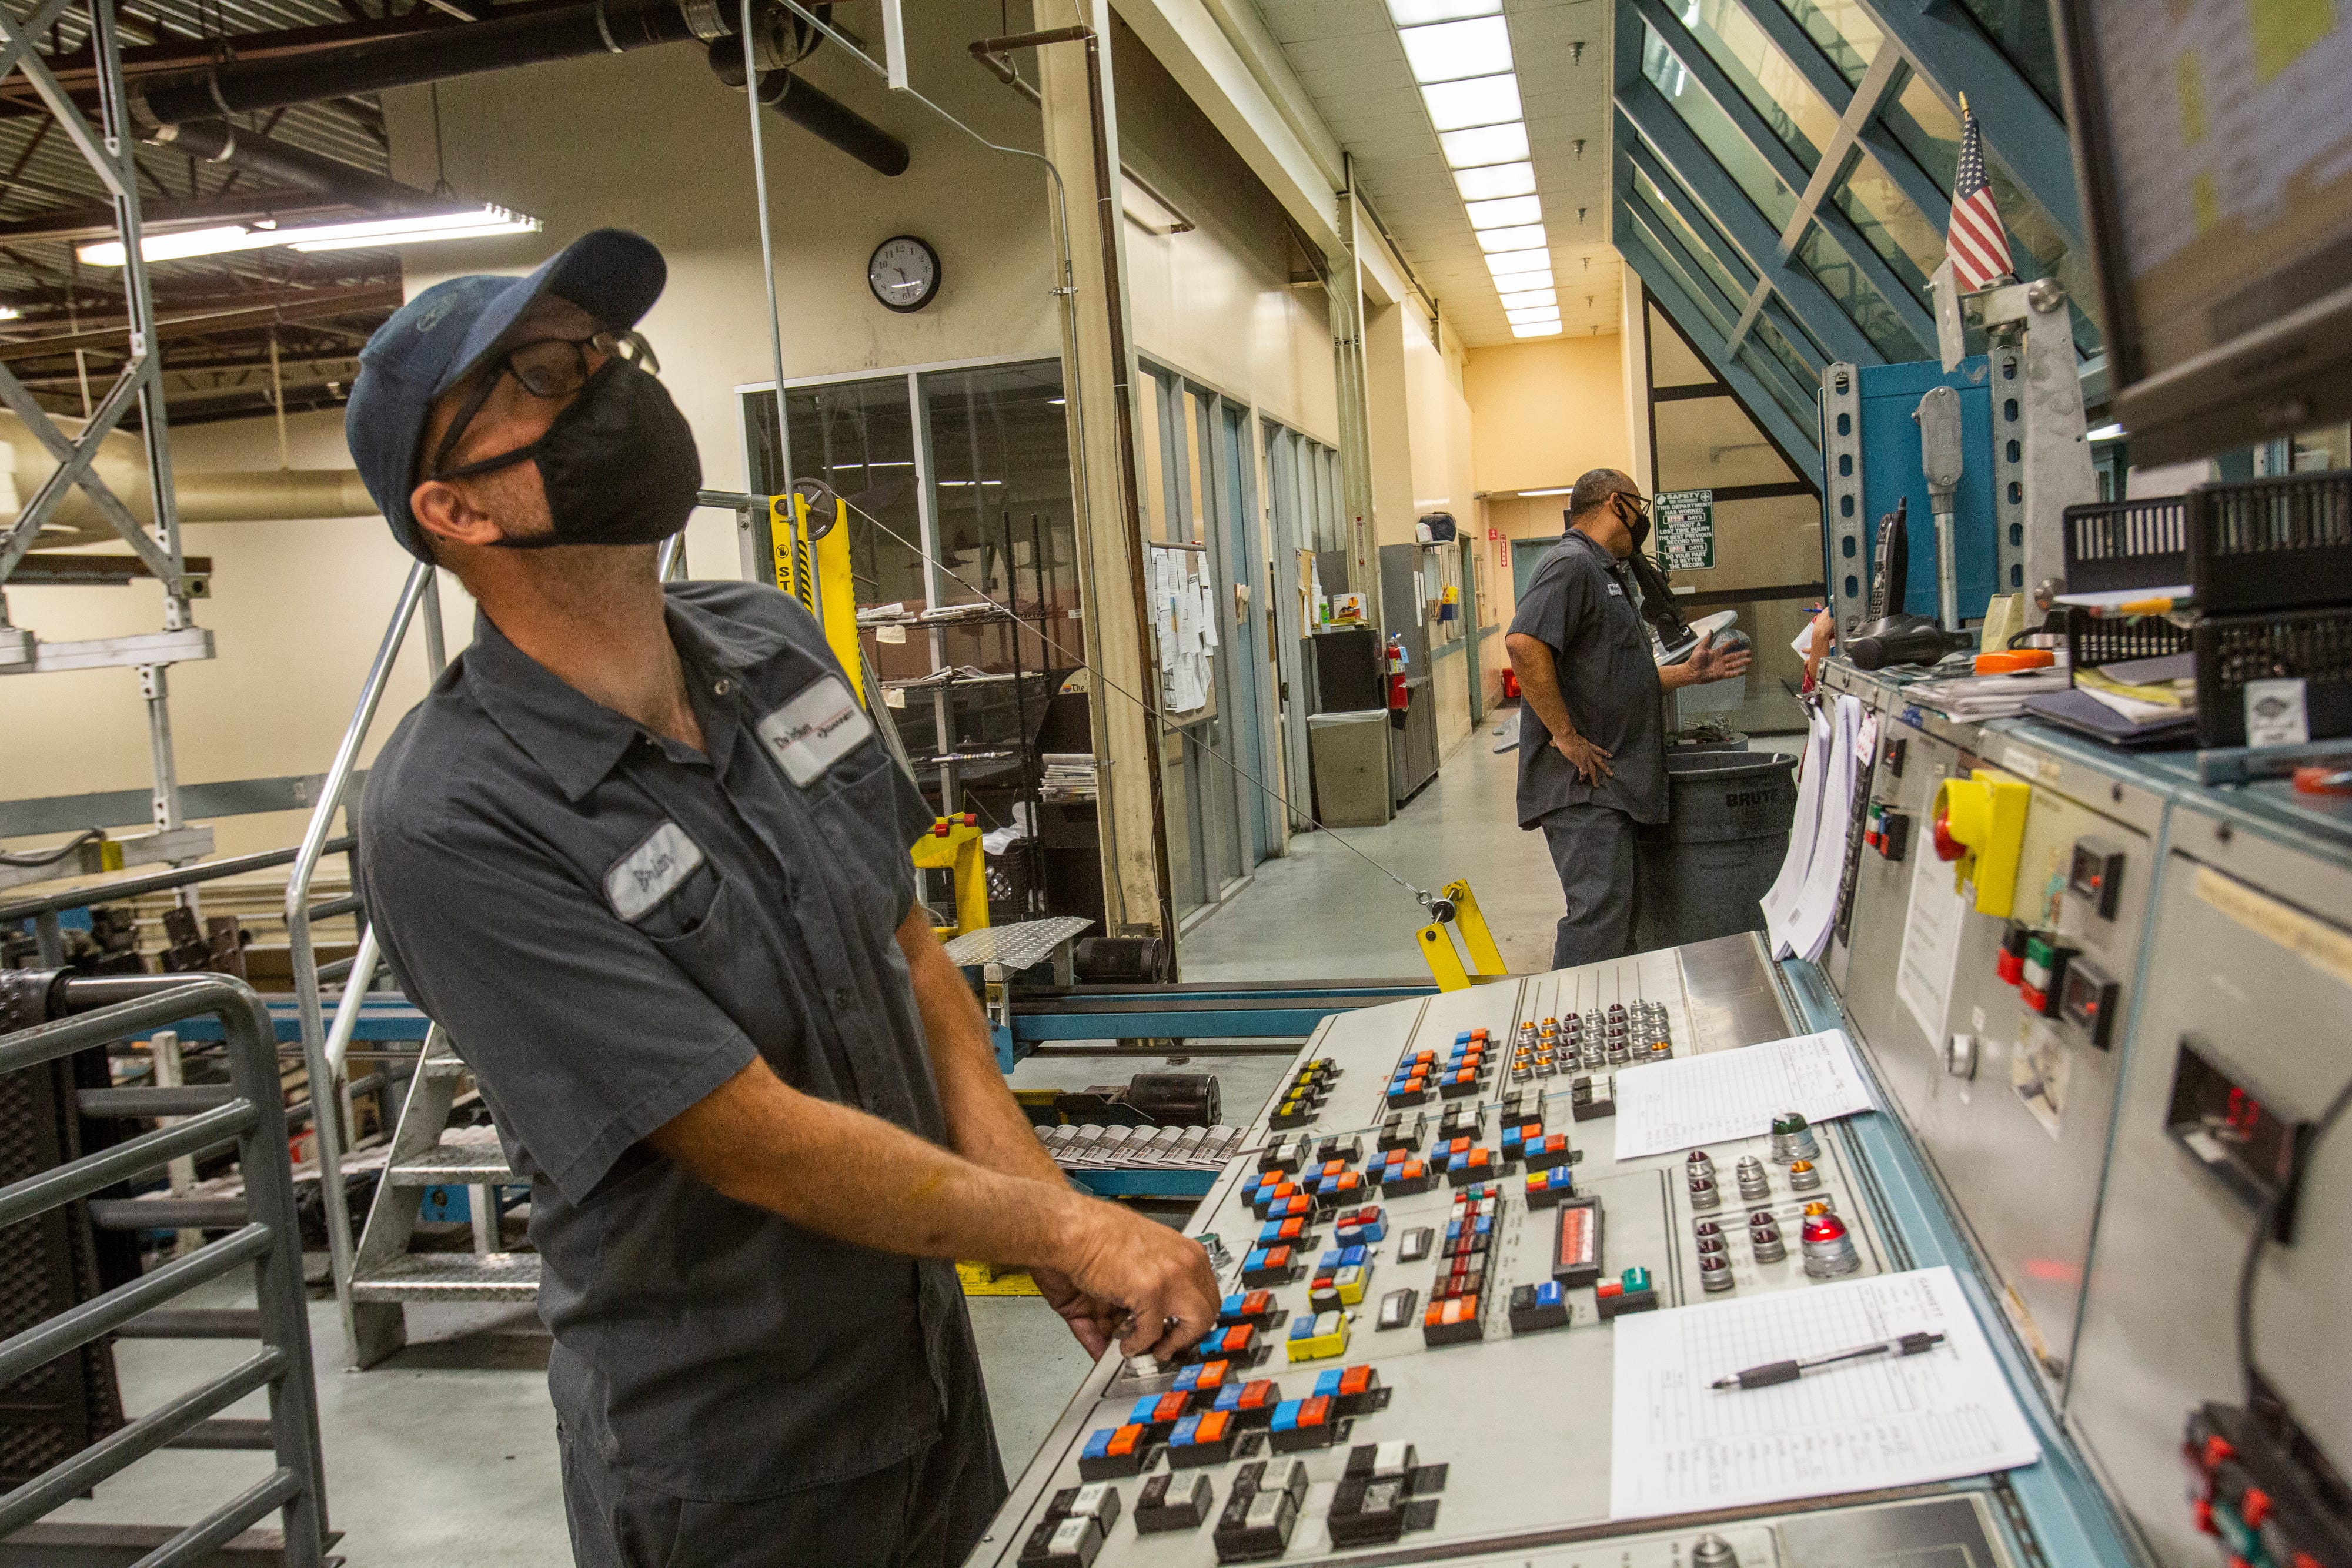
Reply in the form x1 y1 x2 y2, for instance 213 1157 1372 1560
445 360 702 549
1621 499 1652 551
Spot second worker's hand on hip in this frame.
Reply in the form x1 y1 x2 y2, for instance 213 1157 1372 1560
1553 732 1613 785
1050 1196 1221 1362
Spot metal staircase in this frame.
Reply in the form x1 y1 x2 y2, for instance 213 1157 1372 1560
346 1025 537 1365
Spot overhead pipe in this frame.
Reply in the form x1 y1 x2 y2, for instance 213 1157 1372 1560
970 48 1192 233
141 120 431 213
132 0 908 176
706 37 910 177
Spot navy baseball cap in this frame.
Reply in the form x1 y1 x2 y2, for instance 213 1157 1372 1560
346 228 669 563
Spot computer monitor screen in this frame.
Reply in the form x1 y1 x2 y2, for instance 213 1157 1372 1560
2056 2 2352 462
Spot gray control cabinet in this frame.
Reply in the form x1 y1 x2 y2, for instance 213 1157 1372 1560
2067 804 2352 1568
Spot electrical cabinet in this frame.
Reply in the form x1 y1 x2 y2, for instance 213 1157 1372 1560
2066 802 2352 1568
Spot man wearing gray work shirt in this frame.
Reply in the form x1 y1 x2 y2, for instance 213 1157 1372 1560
1505 469 1750 967
346 230 1217 1567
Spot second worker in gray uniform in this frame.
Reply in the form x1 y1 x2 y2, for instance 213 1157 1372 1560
1505 469 1752 968
343 229 1219 1567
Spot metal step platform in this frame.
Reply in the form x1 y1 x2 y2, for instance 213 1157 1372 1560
345 1027 536 1362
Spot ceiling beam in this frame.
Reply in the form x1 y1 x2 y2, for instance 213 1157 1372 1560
0 282 400 363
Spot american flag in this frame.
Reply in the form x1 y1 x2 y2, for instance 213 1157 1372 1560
1946 100 2013 293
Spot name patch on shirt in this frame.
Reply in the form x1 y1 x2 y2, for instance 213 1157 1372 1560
606 821 705 923
1606 583 1623 596
756 676 874 786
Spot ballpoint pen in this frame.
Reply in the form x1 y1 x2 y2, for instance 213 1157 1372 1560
1712 1330 1946 1390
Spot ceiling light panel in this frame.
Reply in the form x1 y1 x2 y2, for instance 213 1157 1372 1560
1439 122 1531 169
1398 16 1512 83
1419 74 1521 131
1387 0 1499 22
1498 288 1558 309
1464 195 1543 230
1484 246 1551 276
1507 305 1562 325
1512 321 1563 337
1476 222 1548 253
1454 161 1536 200
1491 268 1554 292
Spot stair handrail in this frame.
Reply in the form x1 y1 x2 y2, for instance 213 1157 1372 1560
283 561 443 1367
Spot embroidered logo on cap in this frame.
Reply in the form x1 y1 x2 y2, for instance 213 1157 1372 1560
754 675 874 785
604 821 704 922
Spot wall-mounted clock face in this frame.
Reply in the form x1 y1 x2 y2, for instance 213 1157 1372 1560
868 235 941 313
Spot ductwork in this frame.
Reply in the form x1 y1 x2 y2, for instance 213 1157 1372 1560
706 38 911 178
133 0 910 177
0 417 377 552
142 120 429 213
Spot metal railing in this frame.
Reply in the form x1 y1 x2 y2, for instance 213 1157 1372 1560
0 972 327 1566
282 560 443 1367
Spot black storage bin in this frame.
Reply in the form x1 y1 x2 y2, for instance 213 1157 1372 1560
2060 497 2193 680
2066 607 2190 670
2063 494 2189 594
2188 471 2352 615
2192 606 2352 747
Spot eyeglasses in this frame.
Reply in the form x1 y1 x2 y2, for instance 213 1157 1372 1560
1615 492 1652 520
429 328 658 479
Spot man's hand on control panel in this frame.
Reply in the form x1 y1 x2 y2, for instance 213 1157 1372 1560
1048 1203 1222 1361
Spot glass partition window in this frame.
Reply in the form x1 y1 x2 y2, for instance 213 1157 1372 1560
741 360 1079 823
1833 148 1946 295
924 361 1085 671
1633 168 1758 319
1766 0 1882 88
1641 24 1802 231
1649 302 1719 386
1795 224 1931 362
1950 0 2065 116
1676 0 1842 170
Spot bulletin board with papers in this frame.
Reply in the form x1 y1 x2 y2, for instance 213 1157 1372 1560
1151 544 1219 717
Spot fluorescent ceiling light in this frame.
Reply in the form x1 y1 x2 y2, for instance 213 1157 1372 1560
2086 422 2124 441
1512 320 1563 337
1419 74 1521 131
1498 287 1558 310
1439 122 1530 169
79 205 540 266
1484 246 1551 275
1519 486 1573 496
1387 0 1499 22
1490 268 1553 292
1398 16 1512 83
1507 306 1562 326
1464 195 1543 230
1454 161 1535 200
77 225 274 266
1476 222 1548 253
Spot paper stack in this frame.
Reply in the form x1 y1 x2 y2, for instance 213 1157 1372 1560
1904 666 2072 721
1761 695 1874 961
1040 753 1099 802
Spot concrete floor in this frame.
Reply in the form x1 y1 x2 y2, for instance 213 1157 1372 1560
55 718 1572 1566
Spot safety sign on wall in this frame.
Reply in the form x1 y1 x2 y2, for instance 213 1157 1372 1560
1655 489 1715 571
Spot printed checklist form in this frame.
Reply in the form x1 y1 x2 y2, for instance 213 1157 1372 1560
1609 1265 2042 1520
1609 1029 1876 1160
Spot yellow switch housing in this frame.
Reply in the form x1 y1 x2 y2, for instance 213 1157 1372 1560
1933 770 2032 917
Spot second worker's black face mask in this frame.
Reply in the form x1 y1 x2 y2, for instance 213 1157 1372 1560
1620 498 1652 551
450 360 703 549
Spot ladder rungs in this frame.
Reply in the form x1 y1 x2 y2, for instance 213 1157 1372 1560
350 1251 540 1302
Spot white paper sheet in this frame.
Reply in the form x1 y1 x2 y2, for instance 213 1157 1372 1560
1896 844 1969 1045
1198 582 1219 648
1610 1265 2042 1520
1777 697 1861 961
1609 1028 1875 1159
1760 708 1833 953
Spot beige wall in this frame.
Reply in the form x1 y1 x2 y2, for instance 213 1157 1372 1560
2 410 459 861
1464 333 1634 497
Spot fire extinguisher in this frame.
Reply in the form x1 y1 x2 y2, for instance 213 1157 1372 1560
1386 636 1410 729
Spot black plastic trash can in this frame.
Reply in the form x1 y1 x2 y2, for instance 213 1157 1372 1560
1632 748 1799 951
